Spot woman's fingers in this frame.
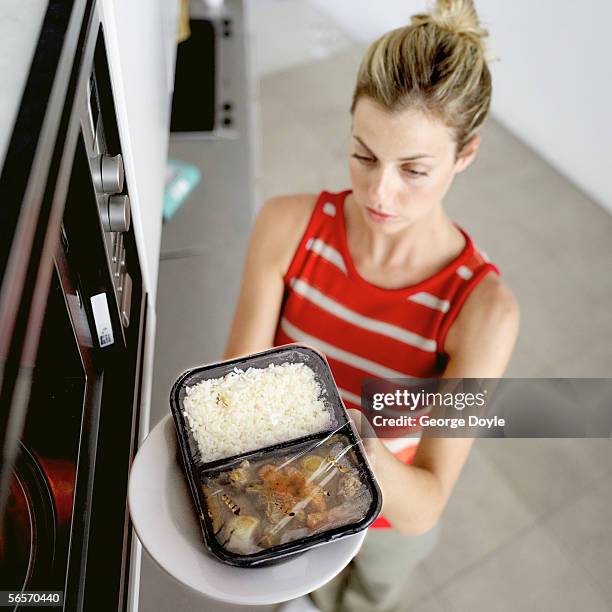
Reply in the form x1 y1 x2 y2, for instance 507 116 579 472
346 408 363 434
346 408 379 439
345 408 382 472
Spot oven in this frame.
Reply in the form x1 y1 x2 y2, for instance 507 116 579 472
0 2 146 610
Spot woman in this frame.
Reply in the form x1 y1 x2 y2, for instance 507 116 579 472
224 0 519 610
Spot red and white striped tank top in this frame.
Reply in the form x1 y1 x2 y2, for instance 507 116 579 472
273 189 499 528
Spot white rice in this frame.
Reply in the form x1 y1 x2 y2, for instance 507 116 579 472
182 362 332 463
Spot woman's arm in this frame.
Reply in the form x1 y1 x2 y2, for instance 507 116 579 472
223 194 317 360
361 273 520 535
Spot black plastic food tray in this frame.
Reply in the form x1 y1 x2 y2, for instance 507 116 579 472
169 344 383 567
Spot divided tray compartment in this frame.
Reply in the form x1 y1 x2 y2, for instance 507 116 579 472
169 344 383 567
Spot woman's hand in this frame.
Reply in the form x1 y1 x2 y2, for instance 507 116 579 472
346 406 444 536
345 408 385 479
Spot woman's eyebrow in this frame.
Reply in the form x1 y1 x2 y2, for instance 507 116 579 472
352 135 434 160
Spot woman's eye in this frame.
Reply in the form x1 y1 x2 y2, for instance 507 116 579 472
351 154 375 164
351 154 428 177
402 167 428 177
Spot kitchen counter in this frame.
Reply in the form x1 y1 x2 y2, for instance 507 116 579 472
145 0 258 432
137 1 261 610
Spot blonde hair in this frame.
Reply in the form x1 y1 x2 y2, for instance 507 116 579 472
351 0 492 155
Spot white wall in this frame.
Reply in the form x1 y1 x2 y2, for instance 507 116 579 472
0 0 47 170
310 0 612 213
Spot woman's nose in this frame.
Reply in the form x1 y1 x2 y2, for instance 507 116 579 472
368 167 394 206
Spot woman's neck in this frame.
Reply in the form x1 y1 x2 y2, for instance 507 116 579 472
344 193 465 280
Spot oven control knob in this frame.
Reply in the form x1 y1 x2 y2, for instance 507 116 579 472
107 194 131 233
94 154 124 194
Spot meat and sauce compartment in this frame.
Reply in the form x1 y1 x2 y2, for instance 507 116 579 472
197 427 381 566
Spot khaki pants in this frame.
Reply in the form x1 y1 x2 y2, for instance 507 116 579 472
309 525 441 612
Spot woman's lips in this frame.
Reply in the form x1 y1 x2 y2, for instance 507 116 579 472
366 207 397 222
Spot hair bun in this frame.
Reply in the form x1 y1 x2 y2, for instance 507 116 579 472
411 0 488 54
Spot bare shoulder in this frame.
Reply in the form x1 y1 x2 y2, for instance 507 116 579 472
253 193 319 272
444 271 520 373
462 272 519 321
259 193 318 229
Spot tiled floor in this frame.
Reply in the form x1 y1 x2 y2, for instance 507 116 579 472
139 6 612 612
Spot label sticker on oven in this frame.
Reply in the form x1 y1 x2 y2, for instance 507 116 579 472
90 293 115 347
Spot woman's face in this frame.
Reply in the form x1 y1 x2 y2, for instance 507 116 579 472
348 97 479 233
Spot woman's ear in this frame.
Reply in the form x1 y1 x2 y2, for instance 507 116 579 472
454 134 481 174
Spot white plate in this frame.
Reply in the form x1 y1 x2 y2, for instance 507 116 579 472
128 414 367 606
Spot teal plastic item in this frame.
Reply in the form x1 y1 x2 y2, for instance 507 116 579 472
163 158 201 221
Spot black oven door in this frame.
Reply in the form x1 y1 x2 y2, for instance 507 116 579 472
0 3 147 610
55 126 147 611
